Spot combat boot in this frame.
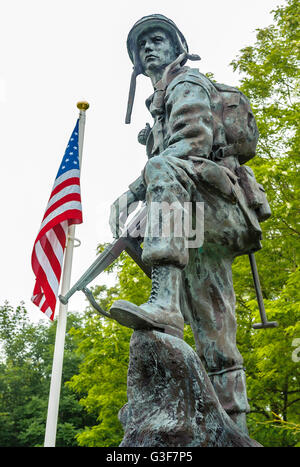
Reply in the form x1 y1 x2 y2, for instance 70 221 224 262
110 265 184 338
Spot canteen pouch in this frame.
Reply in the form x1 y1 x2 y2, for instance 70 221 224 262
236 165 271 222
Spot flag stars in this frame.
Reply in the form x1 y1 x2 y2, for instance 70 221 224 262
56 122 80 177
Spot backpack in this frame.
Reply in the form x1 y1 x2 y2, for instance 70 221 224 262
212 82 259 166
212 82 271 223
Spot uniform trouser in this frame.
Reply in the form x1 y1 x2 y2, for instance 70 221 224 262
141 155 261 419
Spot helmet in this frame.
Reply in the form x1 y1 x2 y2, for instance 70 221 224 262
125 14 200 124
127 14 189 75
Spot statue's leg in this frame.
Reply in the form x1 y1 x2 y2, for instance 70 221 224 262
179 177 262 434
208 368 250 434
111 155 197 337
141 155 197 267
182 246 250 433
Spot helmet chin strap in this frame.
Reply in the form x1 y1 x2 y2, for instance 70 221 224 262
125 67 138 124
160 52 201 89
125 52 201 124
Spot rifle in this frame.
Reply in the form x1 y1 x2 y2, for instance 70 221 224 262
59 205 277 329
59 205 151 318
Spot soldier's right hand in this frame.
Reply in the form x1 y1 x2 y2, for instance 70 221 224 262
109 190 138 238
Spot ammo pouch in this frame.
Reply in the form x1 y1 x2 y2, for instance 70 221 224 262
236 165 271 222
195 159 237 203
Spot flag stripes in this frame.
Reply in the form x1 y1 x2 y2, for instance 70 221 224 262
31 120 82 320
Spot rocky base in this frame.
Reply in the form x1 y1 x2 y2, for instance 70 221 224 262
119 330 261 447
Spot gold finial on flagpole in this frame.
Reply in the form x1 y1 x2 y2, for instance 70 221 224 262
77 101 90 111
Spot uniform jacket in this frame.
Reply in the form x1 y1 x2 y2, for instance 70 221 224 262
128 64 269 234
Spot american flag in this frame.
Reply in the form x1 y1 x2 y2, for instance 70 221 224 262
31 120 83 320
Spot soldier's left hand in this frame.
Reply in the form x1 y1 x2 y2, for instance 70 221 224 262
137 123 151 145
109 190 138 238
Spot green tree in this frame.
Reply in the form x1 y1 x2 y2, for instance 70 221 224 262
230 0 299 298
230 0 300 446
0 302 96 446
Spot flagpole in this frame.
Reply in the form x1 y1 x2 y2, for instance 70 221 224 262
44 101 89 447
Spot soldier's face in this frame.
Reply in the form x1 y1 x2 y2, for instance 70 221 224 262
138 28 177 75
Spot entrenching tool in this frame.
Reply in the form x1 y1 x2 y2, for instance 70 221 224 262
249 253 278 329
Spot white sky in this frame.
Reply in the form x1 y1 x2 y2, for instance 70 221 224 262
0 0 284 323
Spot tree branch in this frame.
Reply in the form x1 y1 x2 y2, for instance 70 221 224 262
280 219 300 236
249 409 271 419
286 398 300 408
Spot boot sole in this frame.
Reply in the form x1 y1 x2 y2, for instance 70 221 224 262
110 300 183 339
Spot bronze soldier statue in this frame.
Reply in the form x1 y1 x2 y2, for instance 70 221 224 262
108 14 271 434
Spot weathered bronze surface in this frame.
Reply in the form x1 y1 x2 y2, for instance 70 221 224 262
119 330 262 447
107 14 272 446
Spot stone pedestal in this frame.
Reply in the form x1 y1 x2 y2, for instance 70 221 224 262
119 330 261 447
